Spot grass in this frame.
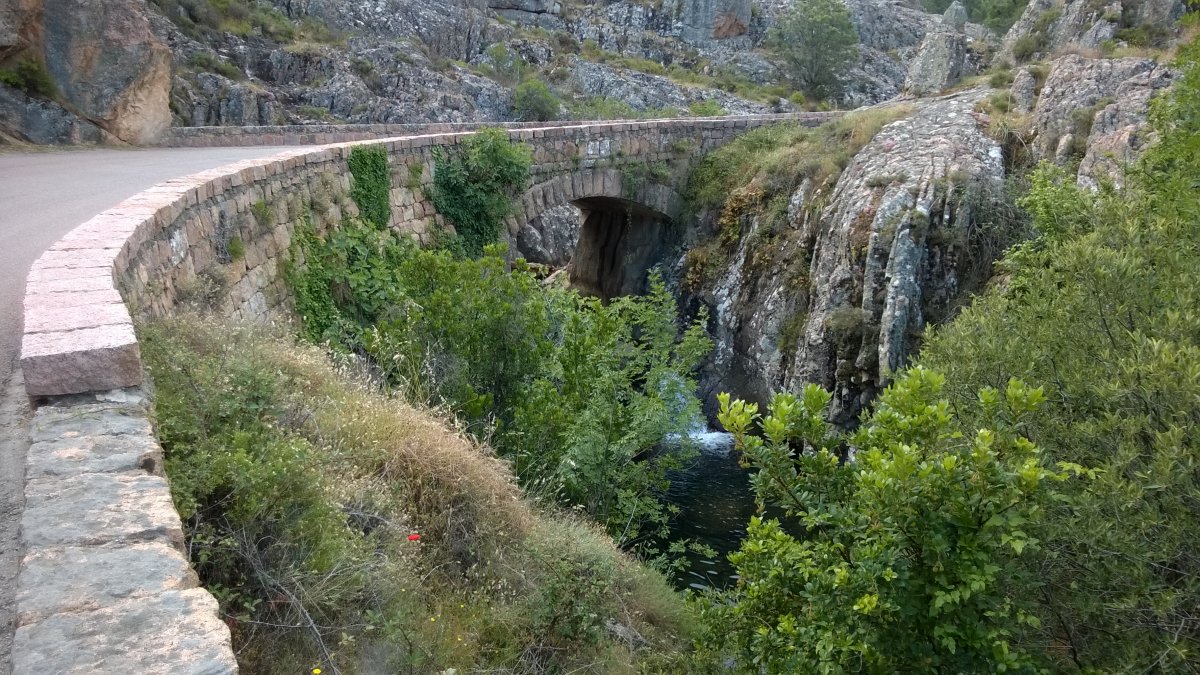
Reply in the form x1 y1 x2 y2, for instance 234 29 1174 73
687 104 915 216
141 315 698 673
187 52 245 81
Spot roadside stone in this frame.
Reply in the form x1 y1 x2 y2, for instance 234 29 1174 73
21 472 184 549
16 543 198 624
20 324 142 396
13 588 236 674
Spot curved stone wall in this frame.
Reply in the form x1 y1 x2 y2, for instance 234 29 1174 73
14 113 841 671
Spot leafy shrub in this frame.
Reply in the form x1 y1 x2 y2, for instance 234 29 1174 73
429 128 531 257
0 57 57 98
914 36 1200 671
512 79 560 122
287 214 713 549
347 144 392 230
921 0 1031 33
688 99 725 116
142 316 696 673
705 371 1074 671
767 0 859 99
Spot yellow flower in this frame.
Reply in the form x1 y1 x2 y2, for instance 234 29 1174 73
313 669 322 674
430 616 436 622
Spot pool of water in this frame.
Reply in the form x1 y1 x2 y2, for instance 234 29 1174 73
664 432 760 591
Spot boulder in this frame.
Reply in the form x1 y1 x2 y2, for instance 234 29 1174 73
42 0 171 143
1077 63 1175 190
904 2 970 96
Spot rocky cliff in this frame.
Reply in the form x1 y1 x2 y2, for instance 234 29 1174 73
672 0 1187 423
0 0 172 143
2 0 1000 144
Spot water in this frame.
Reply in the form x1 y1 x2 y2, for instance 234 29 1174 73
664 430 761 591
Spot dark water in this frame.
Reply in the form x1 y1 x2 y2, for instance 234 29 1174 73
664 432 760 591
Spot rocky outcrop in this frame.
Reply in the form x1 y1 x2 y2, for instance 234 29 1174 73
687 93 1008 424
681 0 753 47
0 85 109 144
997 0 1185 65
1029 54 1169 162
904 2 971 96
516 203 581 267
570 59 780 115
1022 53 1174 189
42 0 172 143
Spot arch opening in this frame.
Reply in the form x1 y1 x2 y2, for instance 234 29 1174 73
567 196 673 301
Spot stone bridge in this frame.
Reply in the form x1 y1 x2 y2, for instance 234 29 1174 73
13 112 840 672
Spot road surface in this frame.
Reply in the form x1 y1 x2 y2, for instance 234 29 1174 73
0 144 299 674
0 145 300 387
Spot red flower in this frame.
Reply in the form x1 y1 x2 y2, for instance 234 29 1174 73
407 533 421 541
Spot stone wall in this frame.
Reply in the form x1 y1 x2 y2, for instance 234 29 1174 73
14 113 839 671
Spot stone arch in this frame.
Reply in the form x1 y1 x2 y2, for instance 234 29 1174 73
508 167 686 300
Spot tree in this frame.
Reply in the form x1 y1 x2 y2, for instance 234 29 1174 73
513 79 561 122
703 370 1073 672
767 0 859 100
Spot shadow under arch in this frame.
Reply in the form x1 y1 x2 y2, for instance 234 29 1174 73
566 195 674 301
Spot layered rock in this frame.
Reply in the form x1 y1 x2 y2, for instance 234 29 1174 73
1029 54 1170 164
996 0 1186 65
1021 53 1174 188
570 59 779 115
686 93 1007 424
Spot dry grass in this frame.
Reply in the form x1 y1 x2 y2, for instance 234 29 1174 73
142 314 698 672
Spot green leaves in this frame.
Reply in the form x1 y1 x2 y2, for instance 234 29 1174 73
767 0 859 100
430 128 532 258
348 145 392 230
706 369 1063 671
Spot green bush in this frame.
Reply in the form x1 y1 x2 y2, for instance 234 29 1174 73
142 316 696 673
347 144 392 230
920 0 1031 34
288 210 713 549
429 128 532 257
0 57 57 98
705 371 1073 671
512 79 560 122
767 0 859 100
688 99 725 116
913 36 1200 671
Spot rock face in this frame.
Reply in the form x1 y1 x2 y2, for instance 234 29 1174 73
996 0 1185 65
0 85 109 144
681 0 752 47
41 0 172 143
571 59 778 115
685 93 1007 424
904 1 971 96
516 203 581 267
1025 53 1174 189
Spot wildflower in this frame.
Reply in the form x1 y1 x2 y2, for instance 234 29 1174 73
313 669 322 674
408 533 421 541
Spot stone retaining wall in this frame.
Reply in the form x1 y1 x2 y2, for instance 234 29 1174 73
15 112 841 671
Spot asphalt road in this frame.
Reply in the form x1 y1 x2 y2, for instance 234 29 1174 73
0 146 300 387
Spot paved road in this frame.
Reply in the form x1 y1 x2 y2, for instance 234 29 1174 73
0 146 300 387
0 145 298 675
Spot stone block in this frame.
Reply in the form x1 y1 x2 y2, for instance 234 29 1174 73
17 543 198 624
19 322 140 396
13 588 236 674
24 301 130 334
21 472 184 549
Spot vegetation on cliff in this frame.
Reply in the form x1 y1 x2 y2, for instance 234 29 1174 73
706 34 1200 672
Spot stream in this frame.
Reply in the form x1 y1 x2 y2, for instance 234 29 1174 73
663 430 764 591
